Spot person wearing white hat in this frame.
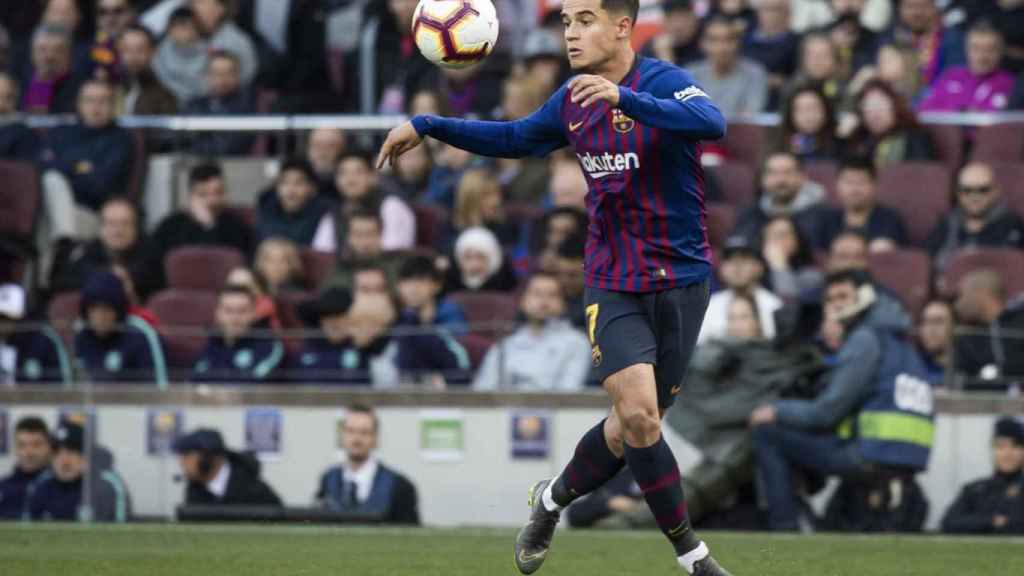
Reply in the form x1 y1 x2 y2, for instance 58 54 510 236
0 284 72 385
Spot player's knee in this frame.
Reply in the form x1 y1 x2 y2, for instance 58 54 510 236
619 404 661 443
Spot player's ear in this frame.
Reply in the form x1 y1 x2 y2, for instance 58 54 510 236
616 15 632 39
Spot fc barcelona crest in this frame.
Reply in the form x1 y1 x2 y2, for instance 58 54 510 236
611 108 634 133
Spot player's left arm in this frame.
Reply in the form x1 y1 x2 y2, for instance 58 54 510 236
569 68 726 140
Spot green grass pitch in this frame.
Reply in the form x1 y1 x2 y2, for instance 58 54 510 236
2 524 1023 575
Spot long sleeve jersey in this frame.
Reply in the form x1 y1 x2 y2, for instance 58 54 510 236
411 56 726 293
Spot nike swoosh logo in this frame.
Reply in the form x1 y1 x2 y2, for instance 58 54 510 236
569 121 584 132
587 171 613 179
518 549 547 563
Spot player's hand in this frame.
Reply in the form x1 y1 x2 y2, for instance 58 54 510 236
569 75 620 108
376 121 423 170
749 404 777 427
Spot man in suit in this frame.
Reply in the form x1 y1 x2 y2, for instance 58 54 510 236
316 404 419 524
173 428 282 508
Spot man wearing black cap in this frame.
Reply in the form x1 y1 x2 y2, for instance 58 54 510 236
173 428 282 508
28 421 131 522
697 236 782 344
0 417 53 519
74 269 168 386
191 284 285 384
942 417 1024 534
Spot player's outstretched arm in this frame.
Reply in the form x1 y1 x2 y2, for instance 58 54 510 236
376 121 424 170
617 70 726 140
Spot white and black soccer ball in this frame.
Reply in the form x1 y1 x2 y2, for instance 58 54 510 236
412 0 499 70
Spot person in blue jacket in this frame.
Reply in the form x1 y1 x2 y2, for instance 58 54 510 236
0 283 72 385
191 284 284 384
0 417 53 520
74 269 167 386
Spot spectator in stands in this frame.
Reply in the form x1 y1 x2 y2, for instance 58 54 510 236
734 151 826 244
743 0 800 110
88 0 136 82
826 230 869 272
425 142 479 209
643 0 701 66
394 256 469 385
806 157 907 252
698 236 783 344
521 29 565 97
782 33 845 105
191 284 285 383
554 233 586 330
380 139 432 200
0 73 39 160
353 264 392 298
173 427 282 507
953 269 1024 386
307 128 347 197
761 215 824 301
495 76 550 205
225 265 281 330
38 79 134 243
547 150 588 209
917 299 954 385
19 24 78 114
292 288 398 386
443 169 518 253
189 0 258 86
883 0 965 88
153 7 206 105
919 22 1015 113
184 50 255 155
927 163 1024 272
110 262 159 328
253 237 305 296
444 227 518 293
0 284 71 385
846 41 924 108
750 269 929 531
432 64 503 121
822 0 881 79
0 416 52 519
51 197 146 294
474 272 590 391
778 84 843 162
29 421 131 522
75 269 168 385
148 163 253 291
312 152 416 253
706 0 756 32
323 209 405 293
528 206 589 275
115 24 178 115
691 15 769 116
256 158 331 246
317 404 419 523
361 0 436 114
941 416 1024 534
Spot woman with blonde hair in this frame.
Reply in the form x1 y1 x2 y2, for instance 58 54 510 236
444 168 518 252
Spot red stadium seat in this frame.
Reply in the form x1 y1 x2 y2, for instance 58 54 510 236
804 160 838 205
413 204 449 249
719 122 765 166
0 160 41 241
706 162 756 207
705 203 735 253
987 162 1024 219
457 332 495 369
147 289 218 370
877 162 952 247
867 249 932 317
301 249 336 291
971 123 1024 164
938 247 1024 300
224 205 256 228
922 123 964 171
164 246 246 291
447 290 519 332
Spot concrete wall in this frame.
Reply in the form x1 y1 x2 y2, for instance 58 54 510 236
0 403 1004 530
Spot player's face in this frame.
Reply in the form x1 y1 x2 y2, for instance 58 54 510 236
993 437 1024 475
561 0 629 72
15 431 53 474
342 412 377 463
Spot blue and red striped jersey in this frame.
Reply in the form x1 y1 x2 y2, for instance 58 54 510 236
411 56 726 293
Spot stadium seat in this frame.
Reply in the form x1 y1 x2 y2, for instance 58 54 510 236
223 205 257 228
0 160 41 241
867 248 932 317
457 332 495 370
938 247 1024 300
164 246 246 291
300 249 336 291
971 122 1024 163
447 290 519 331
804 160 838 205
987 162 1024 219
719 122 765 166
413 204 449 249
706 162 756 207
147 289 218 371
877 162 952 247
922 123 964 171
705 202 735 252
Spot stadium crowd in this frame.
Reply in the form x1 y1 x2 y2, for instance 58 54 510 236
0 0 1023 533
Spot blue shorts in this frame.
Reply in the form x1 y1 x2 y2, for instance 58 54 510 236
583 280 710 409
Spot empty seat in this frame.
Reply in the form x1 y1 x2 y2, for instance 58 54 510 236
0 160 41 241
867 249 932 316
939 247 1024 300
301 249 336 291
987 162 1024 219
707 162 756 207
147 289 218 370
922 123 964 171
413 203 449 249
719 122 765 166
164 246 245 291
804 160 838 205
447 290 519 331
971 123 1024 164
705 203 736 253
877 162 952 247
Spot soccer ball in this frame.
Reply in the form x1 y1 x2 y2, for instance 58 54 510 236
412 0 499 69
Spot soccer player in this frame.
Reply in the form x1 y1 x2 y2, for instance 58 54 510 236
377 0 730 574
